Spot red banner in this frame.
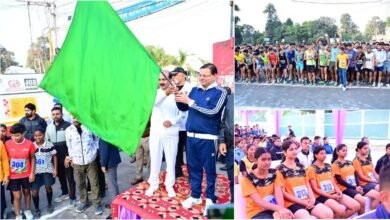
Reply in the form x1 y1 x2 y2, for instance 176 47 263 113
213 37 234 91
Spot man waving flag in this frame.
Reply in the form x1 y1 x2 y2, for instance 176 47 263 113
40 0 161 155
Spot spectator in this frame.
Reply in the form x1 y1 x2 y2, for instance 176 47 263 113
323 136 333 154
0 124 11 144
375 143 390 175
65 117 102 215
297 136 314 169
99 138 121 214
234 139 246 163
131 120 150 185
312 136 322 151
0 140 9 219
19 103 47 141
270 137 283 161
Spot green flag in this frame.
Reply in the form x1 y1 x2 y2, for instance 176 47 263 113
39 0 160 155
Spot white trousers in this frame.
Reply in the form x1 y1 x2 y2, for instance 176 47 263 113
148 135 179 189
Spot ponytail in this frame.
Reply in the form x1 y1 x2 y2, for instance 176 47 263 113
331 144 347 164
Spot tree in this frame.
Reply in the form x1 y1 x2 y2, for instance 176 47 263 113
364 16 386 40
145 45 177 67
26 36 51 73
235 25 244 45
263 3 282 42
0 46 19 73
386 17 390 27
340 13 359 40
285 18 293 27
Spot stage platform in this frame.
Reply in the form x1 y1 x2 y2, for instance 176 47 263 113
111 167 231 219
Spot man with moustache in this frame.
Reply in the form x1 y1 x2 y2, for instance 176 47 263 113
175 63 227 216
170 67 193 178
145 71 185 198
19 103 47 141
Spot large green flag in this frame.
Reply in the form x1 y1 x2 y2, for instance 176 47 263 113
39 1 160 155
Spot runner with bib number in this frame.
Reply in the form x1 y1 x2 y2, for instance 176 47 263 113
276 140 333 219
308 146 360 218
241 148 293 219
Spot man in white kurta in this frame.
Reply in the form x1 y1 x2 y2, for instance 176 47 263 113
145 71 185 198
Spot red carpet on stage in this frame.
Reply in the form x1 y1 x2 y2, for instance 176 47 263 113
111 166 230 219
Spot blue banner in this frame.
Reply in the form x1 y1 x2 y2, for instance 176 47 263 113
117 0 184 22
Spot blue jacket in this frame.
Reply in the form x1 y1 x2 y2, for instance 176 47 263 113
177 83 227 135
358 204 390 219
99 139 121 168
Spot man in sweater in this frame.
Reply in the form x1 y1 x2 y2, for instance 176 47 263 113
175 63 227 216
65 117 102 215
19 103 47 141
45 107 76 205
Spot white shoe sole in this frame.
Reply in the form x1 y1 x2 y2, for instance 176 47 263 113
182 199 202 209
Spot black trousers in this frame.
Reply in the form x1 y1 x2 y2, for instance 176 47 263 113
57 155 76 200
175 131 187 176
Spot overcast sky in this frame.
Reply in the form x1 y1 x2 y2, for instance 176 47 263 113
236 0 389 33
0 0 231 66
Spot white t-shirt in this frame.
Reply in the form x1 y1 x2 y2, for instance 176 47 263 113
365 52 375 69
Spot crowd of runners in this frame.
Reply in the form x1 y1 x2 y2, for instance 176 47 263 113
235 32 390 91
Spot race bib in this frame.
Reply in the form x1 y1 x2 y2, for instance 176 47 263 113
346 175 356 186
357 60 363 65
280 60 286 64
368 172 376 180
263 195 277 205
36 155 47 168
320 180 334 193
307 54 313 59
10 158 27 173
340 61 346 66
293 185 309 200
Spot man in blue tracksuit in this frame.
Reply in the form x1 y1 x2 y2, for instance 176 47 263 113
175 63 227 216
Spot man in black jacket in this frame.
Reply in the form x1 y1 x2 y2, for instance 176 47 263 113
19 103 47 141
45 107 76 205
375 143 390 174
218 87 233 203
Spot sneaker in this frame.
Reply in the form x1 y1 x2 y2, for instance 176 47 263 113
24 210 34 220
338 84 343 88
47 205 54 214
203 198 214 217
387 84 390 87
372 82 376 87
75 203 89 213
131 178 143 185
69 199 77 207
342 87 347 91
166 187 176 198
378 83 382 88
334 82 338 86
182 197 202 209
145 187 157 197
95 205 103 215
15 215 23 220
54 194 69 203
33 209 41 218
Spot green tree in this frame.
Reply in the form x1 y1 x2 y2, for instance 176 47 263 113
26 36 51 73
0 46 19 73
340 13 359 40
235 25 244 45
364 16 386 40
263 3 282 42
145 45 177 67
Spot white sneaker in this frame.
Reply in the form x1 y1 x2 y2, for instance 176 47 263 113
166 187 176 198
24 210 33 220
342 87 346 91
182 197 202 209
338 84 343 88
54 194 69 203
203 198 214 217
145 187 157 197
15 215 23 220
387 84 390 87
372 82 376 87
378 83 382 88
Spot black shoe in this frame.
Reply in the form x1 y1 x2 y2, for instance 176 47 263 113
131 178 143 185
175 171 184 178
219 166 228 171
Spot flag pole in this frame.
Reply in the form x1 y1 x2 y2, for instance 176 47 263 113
161 71 175 87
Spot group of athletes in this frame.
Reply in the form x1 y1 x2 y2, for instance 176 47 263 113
235 32 390 90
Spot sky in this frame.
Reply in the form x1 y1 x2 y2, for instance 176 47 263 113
236 0 389 33
0 0 231 67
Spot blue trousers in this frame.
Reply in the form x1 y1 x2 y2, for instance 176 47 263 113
186 137 217 201
338 68 347 87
